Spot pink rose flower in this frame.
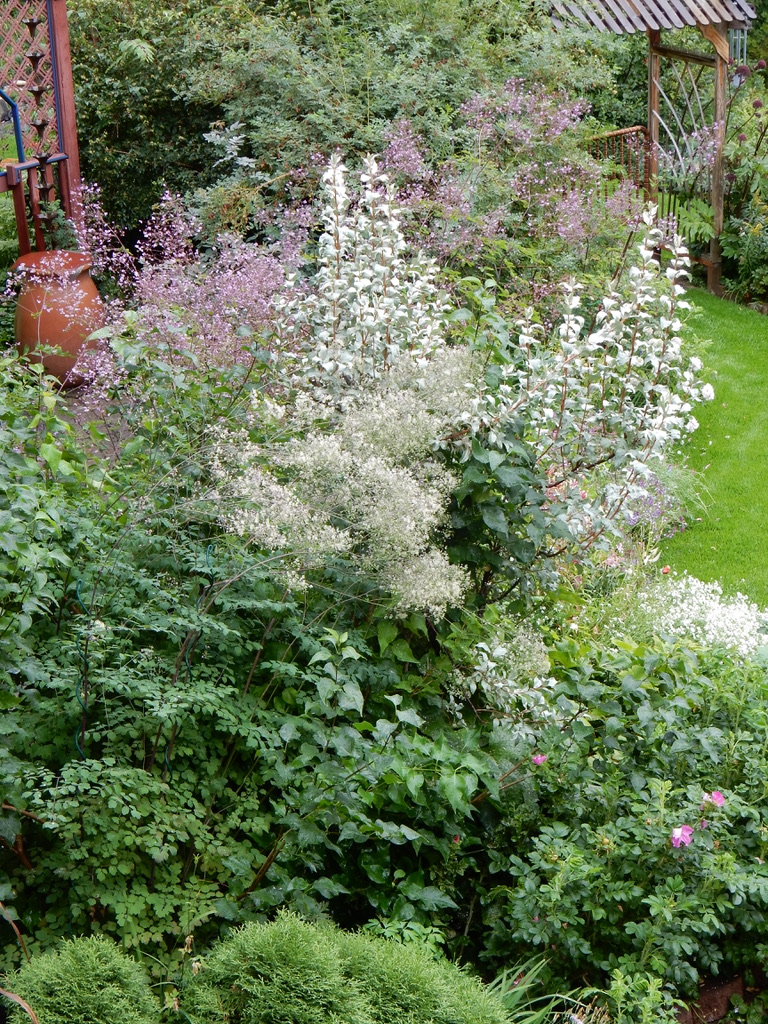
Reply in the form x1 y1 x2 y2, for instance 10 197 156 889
671 825 694 847
701 791 725 808
532 754 548 765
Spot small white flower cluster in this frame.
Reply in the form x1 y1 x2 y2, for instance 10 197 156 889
211 382 469 617
634 573 768 657
452 630 555 734
213 447 352 562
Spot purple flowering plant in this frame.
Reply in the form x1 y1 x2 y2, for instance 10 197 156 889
374 84 648 320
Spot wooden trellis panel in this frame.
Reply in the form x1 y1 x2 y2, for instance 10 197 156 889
1 0 59 158
556 0 754 292
0 0 81 252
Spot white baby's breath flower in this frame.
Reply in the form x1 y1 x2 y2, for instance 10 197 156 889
629 574 768 657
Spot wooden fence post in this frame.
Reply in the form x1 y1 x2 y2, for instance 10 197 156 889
700 23 729 294
47 0 81 222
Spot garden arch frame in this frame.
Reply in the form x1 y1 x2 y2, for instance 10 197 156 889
0 0 81 254
555 0 755 291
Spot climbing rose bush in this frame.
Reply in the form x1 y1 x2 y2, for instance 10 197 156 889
484 633 768 1017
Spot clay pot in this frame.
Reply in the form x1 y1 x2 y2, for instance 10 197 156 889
12 250 105 386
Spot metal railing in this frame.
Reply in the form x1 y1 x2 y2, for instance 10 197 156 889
586 125 651 198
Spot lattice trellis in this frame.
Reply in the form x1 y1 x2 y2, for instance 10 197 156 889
0 0 82 253
1 1 59 159
653 55 717 199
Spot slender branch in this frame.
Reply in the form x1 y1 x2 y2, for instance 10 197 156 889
0 988 39 1024
470 758 526 806
1 804 43 823
5 833 34 870
237 830 287 899
0 901 30 962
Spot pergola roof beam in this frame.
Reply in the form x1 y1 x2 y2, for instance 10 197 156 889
553 0 755 33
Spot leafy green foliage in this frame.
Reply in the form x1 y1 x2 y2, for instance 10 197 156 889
0 195 19 275
67 0 220 227
182 912 510 1024
180 0 520 182
3 936 160 1024
0 356 88 694
65 0 653 247
483 636 768 1017
448 432 552 605
66 0 525 229
0 354 102 935
1 339 503 963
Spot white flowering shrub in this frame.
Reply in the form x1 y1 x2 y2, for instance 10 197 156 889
275 153 450 397
213 162 713 619
211 368 469 617
450 629 555 737
625 574 768 656
455 211 713 554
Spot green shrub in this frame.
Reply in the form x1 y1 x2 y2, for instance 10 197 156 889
181 914 372 1024
3 936 160 1024
182 913 510 1024
68 0 219 228
336 928 511 1024
482 635 768 1017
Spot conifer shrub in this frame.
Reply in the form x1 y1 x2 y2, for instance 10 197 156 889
336 929 511 1024
182 913 510 1024
2 936 160 1024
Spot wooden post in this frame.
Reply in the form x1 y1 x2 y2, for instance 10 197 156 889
700 23 729 294
47 0 82 223
647 29 661 191
26 167 47 251
7 166 32 255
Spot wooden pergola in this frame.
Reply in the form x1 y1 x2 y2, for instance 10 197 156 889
554 0 756 291
0 0 81 254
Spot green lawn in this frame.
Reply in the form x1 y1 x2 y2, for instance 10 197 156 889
661 288 768 606
0 125 16 161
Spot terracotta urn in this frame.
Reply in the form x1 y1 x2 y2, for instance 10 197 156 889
12 250 105 386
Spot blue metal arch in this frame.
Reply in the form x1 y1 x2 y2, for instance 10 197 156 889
0 87 25 163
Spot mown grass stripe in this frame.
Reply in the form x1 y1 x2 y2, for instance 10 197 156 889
661 287 768 605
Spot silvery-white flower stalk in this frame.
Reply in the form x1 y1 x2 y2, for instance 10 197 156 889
274 153 450 399
446 213 705 551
